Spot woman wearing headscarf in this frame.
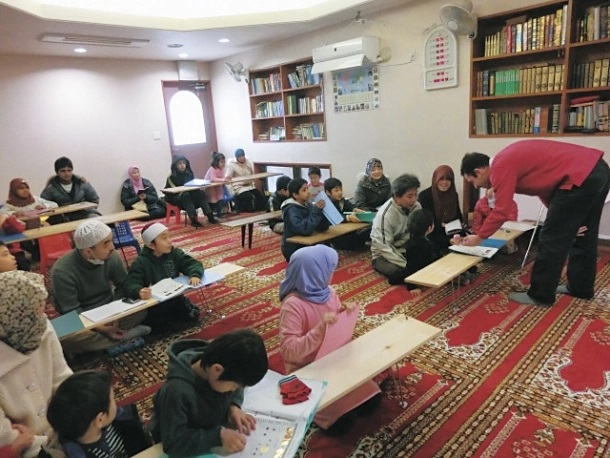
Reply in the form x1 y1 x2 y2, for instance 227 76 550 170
165 155 217 228
0 271 72 458
352 158 392 211
278 245 380 434
1 178 58 216
418 165 464 253
120 165 166 220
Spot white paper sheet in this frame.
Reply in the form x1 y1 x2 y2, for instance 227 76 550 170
449 245 499 259
501 221 536 232
80 298 147 323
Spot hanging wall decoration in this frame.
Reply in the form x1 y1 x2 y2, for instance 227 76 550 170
333 66 379 113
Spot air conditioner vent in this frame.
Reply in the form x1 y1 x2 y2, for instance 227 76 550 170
39 33 150 48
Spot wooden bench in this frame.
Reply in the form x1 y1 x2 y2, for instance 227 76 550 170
294 315 441 410
405 224 532 289
286 222 369 246
221 210 281 248
130 315 440 458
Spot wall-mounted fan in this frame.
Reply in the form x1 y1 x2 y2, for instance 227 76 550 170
224 61 249 82
439 0 477 39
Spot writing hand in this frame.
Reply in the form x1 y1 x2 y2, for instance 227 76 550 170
229 406 256 435
346 214 360 223
461 235 482 247
450 234 462 245
220 427 247 453
189 277 200 286
139 287 152 300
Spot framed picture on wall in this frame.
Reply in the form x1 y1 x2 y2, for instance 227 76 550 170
333 66 379 113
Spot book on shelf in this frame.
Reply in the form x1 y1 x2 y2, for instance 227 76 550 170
601 58 610 87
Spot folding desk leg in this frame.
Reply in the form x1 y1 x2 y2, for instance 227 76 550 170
111 226 130 268
390 363 408 408
240 225 246 248
194 288 225 321
248 223 254 249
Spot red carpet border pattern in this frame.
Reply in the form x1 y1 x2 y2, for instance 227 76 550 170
65 218 610 458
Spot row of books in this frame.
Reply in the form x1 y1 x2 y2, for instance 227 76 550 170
285 94 324 115
571 58 610 89
291 122 325 140
475 64 564 97
250 73 281 95
575 4 610 42
483 6 567 57
567 99 610 132
254 100 284 118
287 64 321 89
474 104 561 135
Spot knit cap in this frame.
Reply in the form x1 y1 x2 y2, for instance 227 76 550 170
73 220 112 249
141 222 168 244
235 148 245 158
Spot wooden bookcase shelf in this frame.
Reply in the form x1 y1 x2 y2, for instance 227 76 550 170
249 58 326 142
470 0 610 137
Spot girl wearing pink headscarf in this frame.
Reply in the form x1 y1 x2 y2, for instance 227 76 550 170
279 245 381 435
120 166 166 220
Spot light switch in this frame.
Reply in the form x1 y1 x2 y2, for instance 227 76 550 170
152 131 161 140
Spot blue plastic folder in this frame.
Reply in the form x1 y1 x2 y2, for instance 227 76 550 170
480 238 507 249
50 310 85 338
314 193 343 226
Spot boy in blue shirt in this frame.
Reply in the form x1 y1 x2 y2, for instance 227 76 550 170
150 328 268 456
324 177 369 251
281 178 329 261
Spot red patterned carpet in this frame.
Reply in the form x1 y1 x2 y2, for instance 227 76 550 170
62 218 610 458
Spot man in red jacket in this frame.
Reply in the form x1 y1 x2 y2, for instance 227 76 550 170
459 139 610 306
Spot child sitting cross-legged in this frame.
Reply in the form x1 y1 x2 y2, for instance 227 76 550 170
47 370 151 458
324 177 369 251
281 178 330 261
404 209 441 295
149 328 268 456
125 222 202 330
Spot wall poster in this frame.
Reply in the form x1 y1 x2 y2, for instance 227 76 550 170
333 66 379 113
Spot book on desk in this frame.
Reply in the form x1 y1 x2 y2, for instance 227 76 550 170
150 271 225 301
185 178 211 187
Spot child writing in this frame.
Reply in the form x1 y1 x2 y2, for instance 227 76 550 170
125 222 202 328
403 209 440 294
47 370 150 458
281 178 329 261
472 188 519 254
279 245 381 434
267 175 291 234
323 177 368 250
307 166 324 202
149 328 268 456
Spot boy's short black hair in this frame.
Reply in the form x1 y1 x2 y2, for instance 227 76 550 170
308 166 321 177
54 156 73 173
288 178 308 198
408 209 434 237
199 328 268 387
47 370 112 441
460 152 490 176
391 174 420 197
275 175 291 192
211 152 226 169
323 177 342 193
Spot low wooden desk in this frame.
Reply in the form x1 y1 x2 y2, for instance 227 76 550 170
27 201 99 218
405 252 482 289
221 210 281 248
286 222 369 246
7 210 149 243
161 172 282 194
294 315 441 410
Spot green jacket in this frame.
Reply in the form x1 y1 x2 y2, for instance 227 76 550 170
149 339 244 456
125 246 204 298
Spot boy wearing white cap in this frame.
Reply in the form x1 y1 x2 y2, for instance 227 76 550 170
51 219 150 354
125 222 203 327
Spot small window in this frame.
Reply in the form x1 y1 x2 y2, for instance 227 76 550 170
169 91 206 145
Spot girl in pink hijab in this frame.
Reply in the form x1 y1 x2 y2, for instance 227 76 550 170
120 166 166 220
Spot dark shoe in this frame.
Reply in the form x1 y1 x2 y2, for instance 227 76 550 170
176 298 201 322
207 214 218 224
191 220 203 228
508 292 552 307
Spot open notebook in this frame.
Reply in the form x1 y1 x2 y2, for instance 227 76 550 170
449 245 499 259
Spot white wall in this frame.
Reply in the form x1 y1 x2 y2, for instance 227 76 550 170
0 0 608 236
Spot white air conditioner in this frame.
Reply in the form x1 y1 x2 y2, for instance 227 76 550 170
311 36 380 74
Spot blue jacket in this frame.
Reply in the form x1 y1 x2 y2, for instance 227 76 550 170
280 198 329 260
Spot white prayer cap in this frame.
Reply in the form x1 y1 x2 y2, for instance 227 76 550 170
73 220 112 249
141 222 168 245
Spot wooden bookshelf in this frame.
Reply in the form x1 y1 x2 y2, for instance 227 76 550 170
470 0 610 137
249 58 326 142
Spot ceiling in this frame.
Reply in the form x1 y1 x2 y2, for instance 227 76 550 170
0 0 413 62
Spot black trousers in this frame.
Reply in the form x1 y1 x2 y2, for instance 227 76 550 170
528 158 610 303
167 190 212 221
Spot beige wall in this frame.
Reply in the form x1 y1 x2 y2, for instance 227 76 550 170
0 0 608 235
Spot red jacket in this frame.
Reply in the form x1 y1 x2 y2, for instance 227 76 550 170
472 196 518 234
478 140 603 239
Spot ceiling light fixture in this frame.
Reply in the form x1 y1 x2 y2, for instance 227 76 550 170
39 33 149 48
178 53 189 58
74 47 87 53
218 38 230 43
